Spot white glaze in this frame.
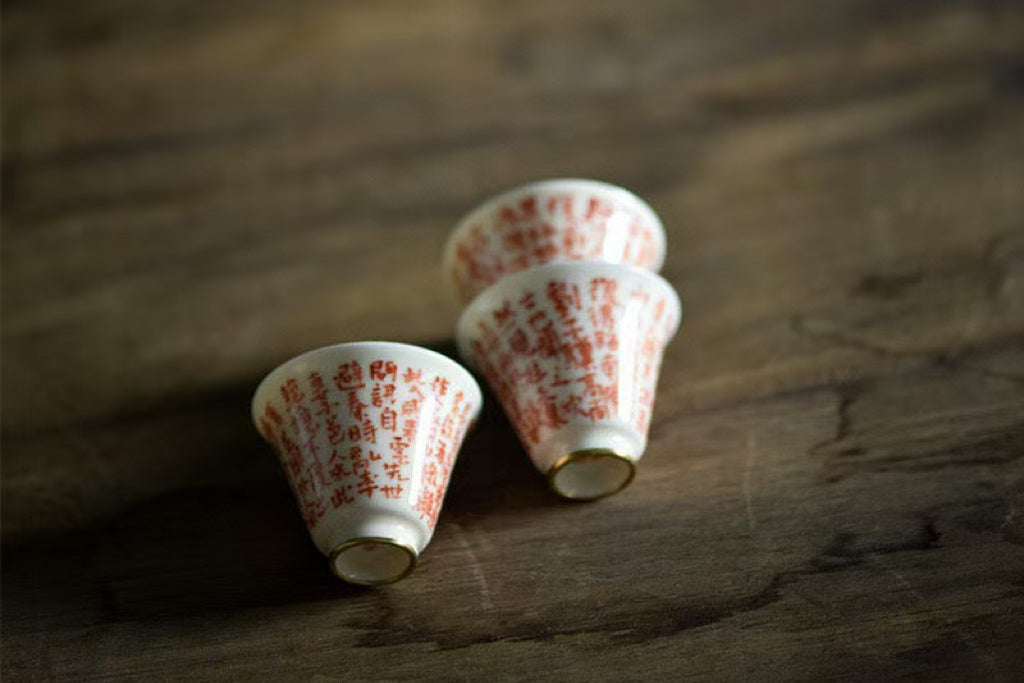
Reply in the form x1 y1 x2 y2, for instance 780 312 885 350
455 262 680 497
252 342 482 583
443 179 667 305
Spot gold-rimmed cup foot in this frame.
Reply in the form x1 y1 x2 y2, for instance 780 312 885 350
329 537 419 586
547 449 636 501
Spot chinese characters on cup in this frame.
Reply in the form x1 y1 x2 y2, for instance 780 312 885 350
252 178 681 585
443 178 667 304
252 342 482 586
456 262 680 500
447 180 681 501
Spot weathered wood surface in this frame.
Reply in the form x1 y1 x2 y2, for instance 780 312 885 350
3 0 1024 679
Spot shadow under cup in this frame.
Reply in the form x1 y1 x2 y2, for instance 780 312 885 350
251 342 482 585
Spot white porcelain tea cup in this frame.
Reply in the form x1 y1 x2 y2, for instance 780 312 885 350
443 179 667 305
456 262 680 500
252 342 482 585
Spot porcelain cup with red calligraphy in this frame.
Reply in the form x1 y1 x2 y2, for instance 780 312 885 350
456 262 681 500
252 342 482 585
443 179 667 305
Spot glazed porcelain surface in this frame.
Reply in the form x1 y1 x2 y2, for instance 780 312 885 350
443 179 667 305
252 342 482 583
456 262 680 498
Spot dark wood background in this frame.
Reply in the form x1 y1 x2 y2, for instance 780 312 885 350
3 0 1023 679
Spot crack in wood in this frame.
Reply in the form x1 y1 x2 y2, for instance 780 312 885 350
346 520 950 652
809 382 864 457
852 271 924 300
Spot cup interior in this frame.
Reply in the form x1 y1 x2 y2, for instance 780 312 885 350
330 538 418 586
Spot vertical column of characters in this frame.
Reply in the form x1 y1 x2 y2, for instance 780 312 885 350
514 285 570 444
326 361 366 509
548 279 603 425
361 360 395 501
412 374 442 526
502 283 543 443
512 284 562 439
526 348 563 440
281 377 329 528
631 287 660 434
306 371 338 504
559 192 588 261
499 195 538 273
453 222 490 300
532 193 573 266
473 295 521 441
470 288 504 393
409 376 438 528
490 298 518 378
413 375 460 529
523 290 559 362
440 388 471 481
429 375 454 526
532 278 589 444
341 360 389 502
384 365 422 503
547 279 591 370
315 366 349 509
587 276 622 421
639 294 675 435
545 281 578 394
500 293 541 441
532 193 559 265
580 194 614 261
258 402 305 505
451 389 476 444
625 212 657 268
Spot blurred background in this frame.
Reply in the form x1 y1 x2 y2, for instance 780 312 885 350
3 0 1023 678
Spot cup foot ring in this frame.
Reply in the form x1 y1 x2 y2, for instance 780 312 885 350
329 537 419 586
547 449 636 501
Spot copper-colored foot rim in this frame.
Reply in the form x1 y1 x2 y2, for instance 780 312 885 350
328 536 419 586
547 448 637 501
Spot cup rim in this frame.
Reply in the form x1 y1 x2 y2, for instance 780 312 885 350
455 261 682 364
251 341 483 428
442 178 668 287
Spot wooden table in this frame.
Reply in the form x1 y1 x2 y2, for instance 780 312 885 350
4 1 1023 679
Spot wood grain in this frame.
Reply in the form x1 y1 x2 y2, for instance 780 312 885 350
3 0 1023 679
